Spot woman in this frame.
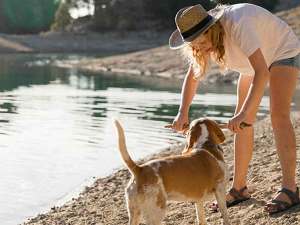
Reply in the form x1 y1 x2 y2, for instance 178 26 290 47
169 3 300 214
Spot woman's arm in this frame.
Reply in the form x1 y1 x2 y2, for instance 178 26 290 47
228 48 270 132
172 64 200 131
179 64 200 114
240 48 270 119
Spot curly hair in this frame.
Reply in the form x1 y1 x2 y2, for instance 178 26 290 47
181 17 226 80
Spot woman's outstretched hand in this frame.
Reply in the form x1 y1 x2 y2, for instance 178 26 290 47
165 111 189 134
228 111 253 133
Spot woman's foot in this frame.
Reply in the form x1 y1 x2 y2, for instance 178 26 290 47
210 186 251 212
265 187 300 215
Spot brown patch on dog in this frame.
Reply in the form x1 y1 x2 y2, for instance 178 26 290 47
137 166 159 192
182 121 202 154
157 152 225 200
204 119 225 144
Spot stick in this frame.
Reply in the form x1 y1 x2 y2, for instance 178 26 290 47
165 122 252 130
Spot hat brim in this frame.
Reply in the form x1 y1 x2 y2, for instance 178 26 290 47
169 8 225 50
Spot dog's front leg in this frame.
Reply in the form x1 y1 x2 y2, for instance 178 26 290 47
214 182 231 225
195 200 207 225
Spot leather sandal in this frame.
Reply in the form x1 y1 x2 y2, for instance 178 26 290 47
210 186 250 212
226 186 251 207
266 187 300 215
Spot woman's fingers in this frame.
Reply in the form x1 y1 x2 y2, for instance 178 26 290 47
228 120 239 133
165 121 189 133
240 122 252 128
228 121 252 133
164 122 181 131
171 121 178 130
235 124 242 133
173 121 185 131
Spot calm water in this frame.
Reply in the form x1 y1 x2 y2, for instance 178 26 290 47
0 54 283 225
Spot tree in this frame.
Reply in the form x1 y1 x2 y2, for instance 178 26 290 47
51 0 92 31
51 1 72 31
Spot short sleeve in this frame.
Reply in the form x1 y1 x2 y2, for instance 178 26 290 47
231 18 261 57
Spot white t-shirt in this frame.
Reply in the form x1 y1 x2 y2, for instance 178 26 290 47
220 3 300 75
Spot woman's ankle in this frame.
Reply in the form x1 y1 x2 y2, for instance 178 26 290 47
232 181 248 190
281 182 297 192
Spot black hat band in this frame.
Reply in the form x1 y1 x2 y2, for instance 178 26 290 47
181 14 213 39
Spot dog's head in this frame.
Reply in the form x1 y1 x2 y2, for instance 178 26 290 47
182 118 225 154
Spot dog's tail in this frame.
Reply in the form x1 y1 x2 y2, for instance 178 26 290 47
113 119 140 176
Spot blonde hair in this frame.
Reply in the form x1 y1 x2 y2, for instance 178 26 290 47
181 17 226 80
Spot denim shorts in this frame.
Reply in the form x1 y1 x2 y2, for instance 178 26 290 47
270 53 300 70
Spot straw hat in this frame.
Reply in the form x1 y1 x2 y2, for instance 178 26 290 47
169 4 225 49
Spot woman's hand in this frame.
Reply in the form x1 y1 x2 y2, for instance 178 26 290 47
171 111 189 133
228 111 254 133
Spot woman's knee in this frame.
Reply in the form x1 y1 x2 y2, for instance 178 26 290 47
270 111 292 128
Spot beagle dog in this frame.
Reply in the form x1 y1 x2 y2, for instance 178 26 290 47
113 118 230 225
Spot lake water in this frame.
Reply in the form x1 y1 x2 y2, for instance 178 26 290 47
0 54 292 225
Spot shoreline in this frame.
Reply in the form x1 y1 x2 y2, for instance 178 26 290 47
0 31 171 55
23 114 300 225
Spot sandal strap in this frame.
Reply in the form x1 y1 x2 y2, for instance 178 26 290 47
229 186 248 199
271 199 292 211
278 187 300 205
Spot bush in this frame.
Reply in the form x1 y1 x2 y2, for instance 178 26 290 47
51 1 72 31
1 0 60 33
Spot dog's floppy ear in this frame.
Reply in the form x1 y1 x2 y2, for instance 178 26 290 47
204 119 225 144
182 124 202 154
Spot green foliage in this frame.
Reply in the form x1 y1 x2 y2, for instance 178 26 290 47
51 1 72 31
2 0 60 33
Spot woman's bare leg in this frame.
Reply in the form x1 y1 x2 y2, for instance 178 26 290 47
228 74 254 200
266 65 299 212
210 74 253 210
